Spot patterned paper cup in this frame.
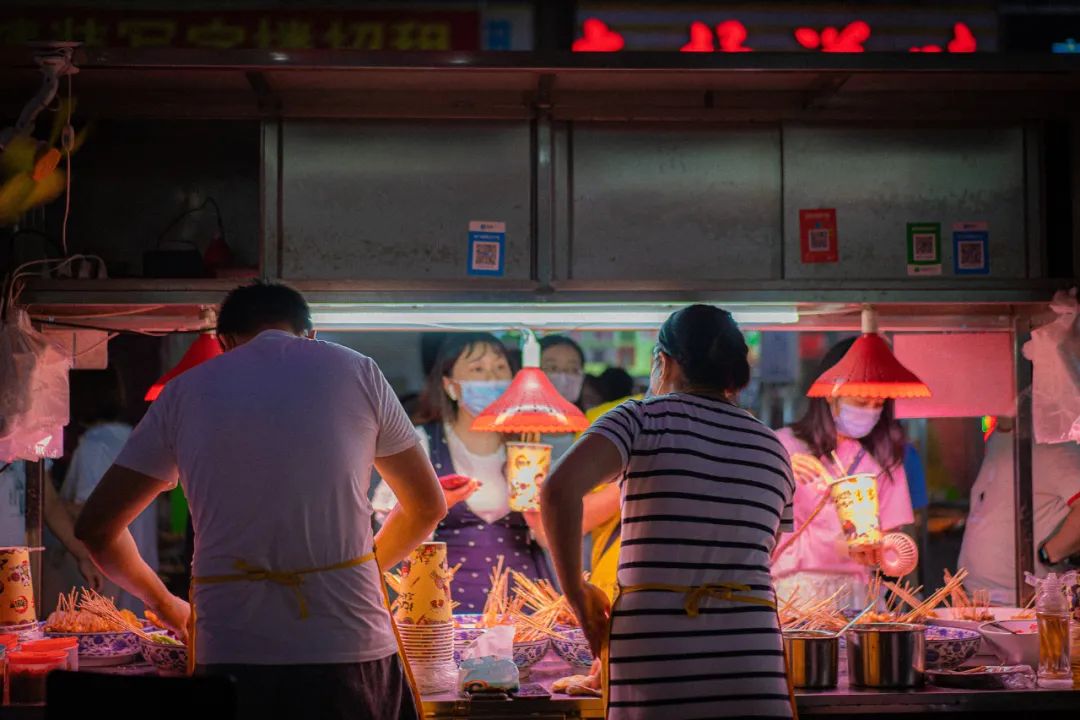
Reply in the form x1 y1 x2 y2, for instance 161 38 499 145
0 547 36 625
393 542 453 625
829 473 881 547
506 443 552 513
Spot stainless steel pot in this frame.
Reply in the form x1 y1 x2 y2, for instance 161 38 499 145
846 623 926 689
783 630 839 690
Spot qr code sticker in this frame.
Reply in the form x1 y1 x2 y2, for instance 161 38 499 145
472 241 501 271
957 240 985 269
912 233 937 262
808 228 831 252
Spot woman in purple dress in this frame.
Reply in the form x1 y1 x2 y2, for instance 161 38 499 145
374 333 551 611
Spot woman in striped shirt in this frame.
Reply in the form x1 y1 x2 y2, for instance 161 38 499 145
542 305 795 720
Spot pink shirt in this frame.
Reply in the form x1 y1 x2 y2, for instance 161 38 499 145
772 427 914 579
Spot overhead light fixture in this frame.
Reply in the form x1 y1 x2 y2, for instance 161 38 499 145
806 306 931 400
144 309 222 401
308 303 799 331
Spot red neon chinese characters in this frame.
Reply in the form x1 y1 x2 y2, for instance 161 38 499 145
716 20 752 52
572 18 624 52
681 21 713 52
910 22 976 53
681 20 751 53
947 22 976 53
794 20 870 53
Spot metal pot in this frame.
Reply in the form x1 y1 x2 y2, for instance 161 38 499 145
783 630 839 690
846 623 926 689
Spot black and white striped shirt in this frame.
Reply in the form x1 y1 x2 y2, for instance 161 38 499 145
586 393 795 720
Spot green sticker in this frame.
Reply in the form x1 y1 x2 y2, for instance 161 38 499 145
906 222 942 276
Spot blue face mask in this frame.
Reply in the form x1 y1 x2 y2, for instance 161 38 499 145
456 380 510 416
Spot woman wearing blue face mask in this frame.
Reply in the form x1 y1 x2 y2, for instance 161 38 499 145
373 332 551 610
772 338 914 610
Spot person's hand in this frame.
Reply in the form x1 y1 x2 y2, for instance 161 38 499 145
585 659 602 689
849 543 882 567
76 556 104 591
150 594 191 644
522 510 548 549
566 582 611 658
442 478 480 509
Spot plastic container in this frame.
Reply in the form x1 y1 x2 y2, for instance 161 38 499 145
7 651 66 705
1029 572 1074 687
20 638 78 671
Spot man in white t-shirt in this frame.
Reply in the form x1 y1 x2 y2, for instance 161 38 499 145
75 282 446 720
959 417 1080 605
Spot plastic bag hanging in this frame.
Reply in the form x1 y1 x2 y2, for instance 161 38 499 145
0 309 70 461
1023 288 1080 444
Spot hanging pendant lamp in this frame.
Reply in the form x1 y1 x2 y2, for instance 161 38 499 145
806 307 931 400
144 328 223 402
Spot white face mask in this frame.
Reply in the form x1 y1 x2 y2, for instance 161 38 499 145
833 402 883 439
547 372 584 404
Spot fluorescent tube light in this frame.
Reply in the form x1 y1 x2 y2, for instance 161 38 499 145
308 304 798 330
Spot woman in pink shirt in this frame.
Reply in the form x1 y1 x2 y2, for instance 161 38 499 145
773 339 914 609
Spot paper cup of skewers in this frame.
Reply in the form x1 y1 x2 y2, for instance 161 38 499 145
506 442 551 512
387 542 454 626
385 543 458 693
828 473 881 546
0 547 37 626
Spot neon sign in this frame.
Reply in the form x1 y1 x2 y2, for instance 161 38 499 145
574 18 979 54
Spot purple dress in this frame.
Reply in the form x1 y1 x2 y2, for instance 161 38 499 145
424 422 551 611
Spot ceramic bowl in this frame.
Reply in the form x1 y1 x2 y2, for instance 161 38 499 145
980 621 1040 668
925 626 981 670
552 627 594 669
47 630 139 659
453 627 485 665
139 633 188 677
512 639 550 673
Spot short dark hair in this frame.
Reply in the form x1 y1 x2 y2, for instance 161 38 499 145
657 304 750 393
539 335 585 367
217 281 312 337
599 367 634 402
70 368 125 425
414 332 510 425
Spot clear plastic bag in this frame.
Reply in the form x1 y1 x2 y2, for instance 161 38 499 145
1023 288 1080 445
0 310 70 461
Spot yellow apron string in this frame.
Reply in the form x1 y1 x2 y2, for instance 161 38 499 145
601 581 784 720
185 552 381 675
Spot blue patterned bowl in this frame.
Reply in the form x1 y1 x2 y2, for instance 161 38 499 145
47 630 139 660
925 626 981 670
453 627 486 665
139 633 188 677
512 639 550 674
552 627 594 669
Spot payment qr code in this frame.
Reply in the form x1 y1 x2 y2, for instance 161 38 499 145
808 228 831 252
472 240 501 271
912 233 937 262
957 240 984 269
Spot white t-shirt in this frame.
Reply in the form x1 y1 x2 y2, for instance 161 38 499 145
373 424 510 525
115 330 418 665
959 430 1080 605
0 462 27 546
63 423 157 610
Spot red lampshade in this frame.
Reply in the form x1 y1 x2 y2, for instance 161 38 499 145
144 332 223 401
471 368 590 434
806 333 931 400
